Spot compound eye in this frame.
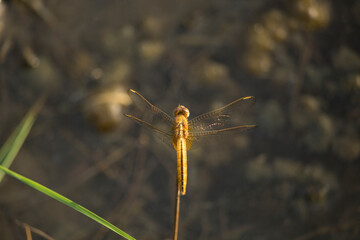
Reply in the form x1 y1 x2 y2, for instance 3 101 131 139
174 105 190 118
184 108 190 118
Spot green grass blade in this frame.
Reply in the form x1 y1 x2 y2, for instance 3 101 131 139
0 96 45 182
0 165 136 240
0 97 136 239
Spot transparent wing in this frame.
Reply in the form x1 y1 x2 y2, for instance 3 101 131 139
188 96 256 133
127 89 174 132
188 125 257 149
191 125 257 137
126 89 174 149
124 114 173 148
186 96 256 148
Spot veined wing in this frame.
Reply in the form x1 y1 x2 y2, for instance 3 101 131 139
124 114 173 148
127 89 174 132
188 96 256 133
126 89 174 148
188 125 257 149
191 125 257 137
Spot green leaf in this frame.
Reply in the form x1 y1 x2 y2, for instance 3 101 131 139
0 95 45 182
0 97 136 240
0 165 136 240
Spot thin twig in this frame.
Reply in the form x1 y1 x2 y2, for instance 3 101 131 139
15 219 55 240
24 224 32 240
173 181 181 240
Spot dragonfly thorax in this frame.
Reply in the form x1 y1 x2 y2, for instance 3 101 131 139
174 105 190 118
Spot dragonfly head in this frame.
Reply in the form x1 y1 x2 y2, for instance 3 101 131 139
174 105 190 118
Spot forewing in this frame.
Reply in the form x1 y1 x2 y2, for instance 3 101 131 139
188 96 256 133
127 89 174 132
126 89 174 149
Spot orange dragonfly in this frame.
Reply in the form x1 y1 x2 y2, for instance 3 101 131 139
125 89 256 195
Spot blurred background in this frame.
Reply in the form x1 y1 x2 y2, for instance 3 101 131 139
0 0 360 239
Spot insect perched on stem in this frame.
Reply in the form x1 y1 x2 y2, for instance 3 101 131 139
125 89 257 195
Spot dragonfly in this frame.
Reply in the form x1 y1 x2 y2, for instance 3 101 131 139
125 89 256 196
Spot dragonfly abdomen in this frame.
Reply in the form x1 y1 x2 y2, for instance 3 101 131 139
173 113 190 195
177 137 187 195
